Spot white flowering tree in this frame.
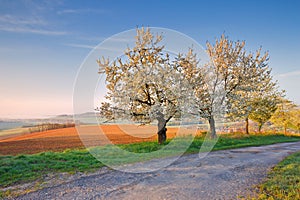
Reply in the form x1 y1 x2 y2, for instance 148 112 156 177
97 28 193 144
97 30 281 141
194 35 282 138
191 35 248 139
226 48 281 134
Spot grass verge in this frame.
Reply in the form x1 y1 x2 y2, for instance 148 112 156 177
0 133 299 189
257 151 300 200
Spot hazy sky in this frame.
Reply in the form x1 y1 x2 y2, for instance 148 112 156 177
0 0 299 119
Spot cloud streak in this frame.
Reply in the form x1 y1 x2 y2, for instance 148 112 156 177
276 70 300 78
0 25 67 36
64 43 96 49
0 13 66 36
57 8 108 15
64 43 124 52
0 14 45 25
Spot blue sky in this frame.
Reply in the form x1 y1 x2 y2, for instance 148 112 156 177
0 0 299 118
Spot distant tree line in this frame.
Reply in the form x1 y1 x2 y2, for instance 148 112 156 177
29 122 75 133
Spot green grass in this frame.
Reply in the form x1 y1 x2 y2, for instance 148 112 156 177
0 133 299 189
0 150 103 187
257 151 300 200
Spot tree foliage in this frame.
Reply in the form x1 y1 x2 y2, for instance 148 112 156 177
248 96 278 132
97 28 193 144
271 99 298 134
223 42 281 134
97 28 282 143
290 108 300 133
191 34 248 138
202 35 280 137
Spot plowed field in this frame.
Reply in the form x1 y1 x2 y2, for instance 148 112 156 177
0 125 197 155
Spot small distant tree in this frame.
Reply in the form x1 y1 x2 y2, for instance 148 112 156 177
290 108 300 133
97 28 193 144
248 96 278 133
270 99 297 134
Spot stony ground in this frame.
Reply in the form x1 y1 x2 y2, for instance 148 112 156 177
12 141 300 200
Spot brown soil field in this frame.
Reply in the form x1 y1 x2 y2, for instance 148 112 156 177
0 125 198 155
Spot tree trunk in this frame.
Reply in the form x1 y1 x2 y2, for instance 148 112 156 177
245 117 249 135
157 117 167 144
258 123 262 133
208 116 217 139
284 126 287 135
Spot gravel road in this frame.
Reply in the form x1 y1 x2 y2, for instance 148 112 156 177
15 141 300 200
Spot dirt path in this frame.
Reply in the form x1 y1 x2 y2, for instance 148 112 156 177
14 141 300 200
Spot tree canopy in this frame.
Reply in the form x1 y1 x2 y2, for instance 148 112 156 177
97 28 194 144
97 28 283 143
